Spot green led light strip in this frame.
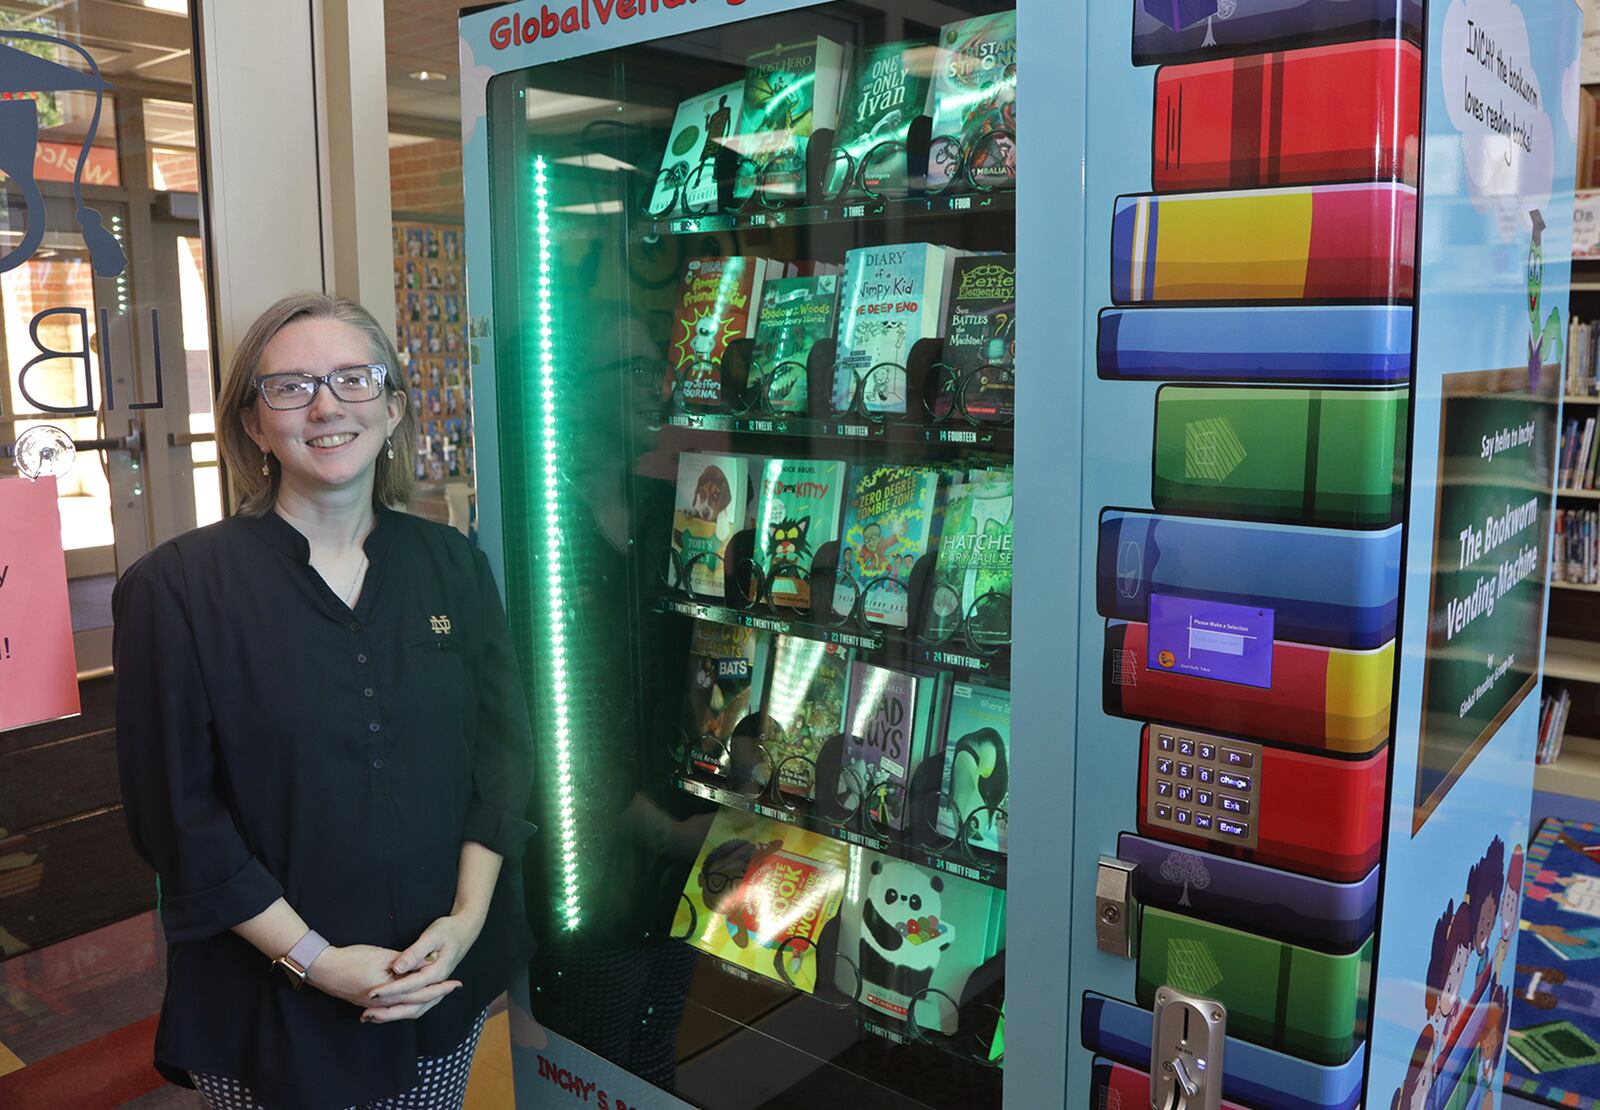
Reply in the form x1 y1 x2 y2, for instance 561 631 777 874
533 155 582 932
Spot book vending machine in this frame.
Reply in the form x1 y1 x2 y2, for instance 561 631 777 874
459 0 1580 1107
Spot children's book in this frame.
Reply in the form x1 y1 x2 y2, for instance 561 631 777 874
750 275 840 413
940 255 1016 421
759 635 852 798
834 849 1007 1033
829 40 936 197
683 621 770 776
842 662 945 829
928 12 1017 191
669 257 783 408
650 81 744 216
834 464 941 627
935 682 1011 853
753 457 847 609
739 38 848 201
926 477 1014 645
671 452 748 598
834 243 957 414
676 808 848 992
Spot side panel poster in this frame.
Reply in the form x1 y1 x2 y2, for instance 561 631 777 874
0 477 80 732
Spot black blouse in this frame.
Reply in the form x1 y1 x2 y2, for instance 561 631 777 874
112 508 537 1109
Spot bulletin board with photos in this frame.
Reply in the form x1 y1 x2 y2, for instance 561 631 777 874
392 219 473 488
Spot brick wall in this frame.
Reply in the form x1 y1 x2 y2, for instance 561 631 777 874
389 139 464 217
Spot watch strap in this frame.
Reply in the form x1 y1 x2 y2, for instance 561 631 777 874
286 929 330 976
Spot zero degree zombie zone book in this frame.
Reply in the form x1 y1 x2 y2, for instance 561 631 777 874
753 457 847 609
671 452 749 598
928 11 1017 192
834 464 941 628
834 243 959 415
750 275 840 414
738 38 848 202
828 39 936 198
668 257 784 409
649 80 745 217
936 681 1011 853
939 255 1016 421
758 635 852 799
683 621 770 776
926 477 1014 646
834 849 1007 1034
675 808 848 992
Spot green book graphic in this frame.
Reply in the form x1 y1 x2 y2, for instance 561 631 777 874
926 477 1013 645
758 635 851 797
835 464 940 627
1136 906 1373 1066
750 275 839 413
1152 386 1408 527
928 12 1017 191
650 81 744 216
828 40 935 196
739 38 847 201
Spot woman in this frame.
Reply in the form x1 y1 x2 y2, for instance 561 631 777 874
113 293 535 1108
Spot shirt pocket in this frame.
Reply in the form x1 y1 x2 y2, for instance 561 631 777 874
406 636 474 751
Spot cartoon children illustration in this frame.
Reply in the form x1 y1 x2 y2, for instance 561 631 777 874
1496 845 1525 976
1467 837 1506 987
1394 1026 1436 1110
1426 900 1475 1040
1527 209 1563 392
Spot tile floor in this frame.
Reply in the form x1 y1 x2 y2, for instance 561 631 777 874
0 912 517 1108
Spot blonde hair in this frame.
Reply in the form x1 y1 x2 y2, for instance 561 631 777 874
217 293 416 515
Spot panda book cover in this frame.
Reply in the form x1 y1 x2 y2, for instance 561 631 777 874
683 620 770 776
753 457 847 610
836 850 1007 1034
758 634 852 798
671 451 749 599
835 464 941 628
668 257 782 409
675 808 848 992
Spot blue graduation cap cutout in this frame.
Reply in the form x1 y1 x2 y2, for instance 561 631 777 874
1143 0 1219 33
0 32 126 277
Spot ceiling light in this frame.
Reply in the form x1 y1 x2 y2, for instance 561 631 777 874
409 70 450 83
554 153 637 173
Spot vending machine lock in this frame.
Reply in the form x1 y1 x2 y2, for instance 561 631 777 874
1150 989 1225 1110
1095 855 1138 958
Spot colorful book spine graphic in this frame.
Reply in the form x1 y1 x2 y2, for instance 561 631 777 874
1103 621 1393 754
1135 728 1388 882
1111 183 1416 304
1151 385 1408 527
1082 994 1367 1110
1131 0 1425 67
1093 1061 1252 1110
1117 834 1380 952
1152 41 1420 192
1097 304 1412 384
1097 511 1401 649
1136 908 1373 1066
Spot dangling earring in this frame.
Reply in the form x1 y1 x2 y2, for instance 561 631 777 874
386 437 395 461
261 452 271 477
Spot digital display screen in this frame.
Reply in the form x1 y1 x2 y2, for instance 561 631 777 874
1147 594 1274 689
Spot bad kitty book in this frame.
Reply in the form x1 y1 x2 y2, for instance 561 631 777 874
940 255 1016 422
671 452 748 598
835 464 941 627
750 275 840 414
649 81 745 217
829 40 936 197
835 243 957 414
669 257 782 408
928 12 1017 192
739 38 848 201
675 808 848 992
759 634 851 798
684 621 769 776
753 457 847 609
936 681 1011 853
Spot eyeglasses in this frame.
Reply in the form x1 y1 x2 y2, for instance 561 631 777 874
254 364 388 410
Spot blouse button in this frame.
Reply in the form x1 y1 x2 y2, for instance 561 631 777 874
363 687 375 698
372 758 384 770
349 621 360 632
369 721 381 733
356 653 367 664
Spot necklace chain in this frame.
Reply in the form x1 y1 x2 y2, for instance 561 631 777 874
342 554 369 608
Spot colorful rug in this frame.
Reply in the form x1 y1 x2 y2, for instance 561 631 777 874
1505 819 1600 1109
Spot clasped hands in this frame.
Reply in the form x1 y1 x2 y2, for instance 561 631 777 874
305 912 484 1024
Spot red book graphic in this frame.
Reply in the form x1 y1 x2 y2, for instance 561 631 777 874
1153 41 1421 192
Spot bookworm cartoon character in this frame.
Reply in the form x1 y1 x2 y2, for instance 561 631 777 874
767 515 812 567
858 859 954 1003
698 836 782 949
1528 209 1563 393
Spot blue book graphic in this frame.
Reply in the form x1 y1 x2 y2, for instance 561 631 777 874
1098 305 1412 385
1097 510 1401 650
1081 994 1366 1110
1132 0 1424 66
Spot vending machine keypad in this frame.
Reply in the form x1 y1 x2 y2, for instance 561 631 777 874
1147 729 1262 849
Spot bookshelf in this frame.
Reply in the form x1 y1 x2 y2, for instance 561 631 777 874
1535 735 1600 802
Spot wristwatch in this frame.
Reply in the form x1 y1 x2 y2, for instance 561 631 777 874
272 930 330 990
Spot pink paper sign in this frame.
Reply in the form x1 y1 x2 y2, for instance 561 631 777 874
0 477 80 732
